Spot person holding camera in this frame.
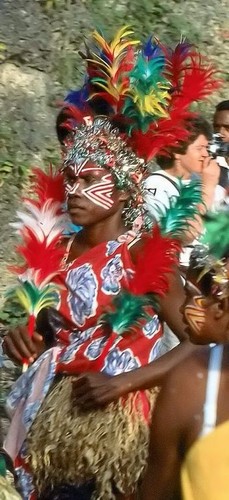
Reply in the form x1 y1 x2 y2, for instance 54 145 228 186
144 116 224 353
145 116 224 264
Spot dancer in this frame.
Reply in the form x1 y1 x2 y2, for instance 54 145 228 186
3 27 220 499
142 209 229 500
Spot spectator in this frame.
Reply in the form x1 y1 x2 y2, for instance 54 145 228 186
145 116 223 244
213 100 229 190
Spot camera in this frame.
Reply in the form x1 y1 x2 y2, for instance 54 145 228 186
207 133 229 159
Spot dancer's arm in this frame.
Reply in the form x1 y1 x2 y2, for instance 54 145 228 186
72 340 196 409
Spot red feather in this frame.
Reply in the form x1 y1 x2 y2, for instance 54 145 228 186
25 167 65 209
128 107 192 160
58 103 86 123
10 228 65 286
128 49 221 161
175 55 222 106
163 41 195 90
130 225 181 296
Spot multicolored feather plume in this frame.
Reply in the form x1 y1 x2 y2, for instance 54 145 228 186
122 48 171 133
61 29 221 161
87 26 139 111
9 167 66 367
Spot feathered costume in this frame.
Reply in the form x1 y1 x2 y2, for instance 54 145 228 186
4 27 220 500
0 454 22 500
189 208 229 300
8 167 66 369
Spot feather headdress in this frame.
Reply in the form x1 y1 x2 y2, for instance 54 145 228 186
189 208 229 300
9 167 66 368
58 27 221 228
60 29 221 160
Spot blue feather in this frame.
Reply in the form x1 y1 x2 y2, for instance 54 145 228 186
64 86 89 109
142 36 164 61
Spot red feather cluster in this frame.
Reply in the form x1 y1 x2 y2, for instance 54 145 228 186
128 44 222 160
25 167 66 209
12 229 65 286
130 225 181 297
10 167 66 287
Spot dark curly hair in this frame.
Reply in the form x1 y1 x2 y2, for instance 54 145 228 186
156 116 212 170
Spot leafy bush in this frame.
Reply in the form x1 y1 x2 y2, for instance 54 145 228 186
0 296 27 327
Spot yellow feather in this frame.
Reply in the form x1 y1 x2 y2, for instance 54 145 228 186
110 26 135 51
87 27 141 105
15 288 32 313
131 88 171 117
0 476 22 499
92 31 110 54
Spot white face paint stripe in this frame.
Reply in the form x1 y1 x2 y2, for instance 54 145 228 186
65 181 80 195
65 161 93 195
82 174 114 210
65 164 115 209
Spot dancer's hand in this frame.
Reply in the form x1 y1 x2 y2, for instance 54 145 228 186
2 325 45 365
72 372 128 409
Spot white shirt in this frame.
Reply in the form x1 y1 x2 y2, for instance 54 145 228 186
144 169 226 266
145 169 225 215
144 170 189 218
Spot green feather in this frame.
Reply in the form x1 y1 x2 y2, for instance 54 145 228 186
0 456 6 477
129 54 167 92
155 179 203 236
200 210 229 259
100 290 158 335
122 53 171 133
9 281 59 316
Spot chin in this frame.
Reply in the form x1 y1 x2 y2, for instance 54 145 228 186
188 332 210 345
69 213 87 226
193 166 202 174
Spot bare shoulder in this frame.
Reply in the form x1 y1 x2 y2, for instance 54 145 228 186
143 346 210 499
161 345 209 400
153 346 209 431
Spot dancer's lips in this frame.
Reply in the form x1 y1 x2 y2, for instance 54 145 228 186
68 203 85 212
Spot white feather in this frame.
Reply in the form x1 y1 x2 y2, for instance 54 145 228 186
10 199 65 243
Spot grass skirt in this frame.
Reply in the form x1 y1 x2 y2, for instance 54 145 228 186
26 376 158 499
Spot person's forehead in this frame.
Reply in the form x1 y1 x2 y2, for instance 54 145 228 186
214 109 229 125
190 134 208 147
67 161 108 176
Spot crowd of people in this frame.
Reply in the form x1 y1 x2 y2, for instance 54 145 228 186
0 26 228 500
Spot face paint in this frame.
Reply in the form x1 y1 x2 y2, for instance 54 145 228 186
184 295 207 335
64 161 86 195
65 162 115 210
82 173 114 210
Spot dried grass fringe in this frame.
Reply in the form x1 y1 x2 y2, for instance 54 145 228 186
26 376 158 499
